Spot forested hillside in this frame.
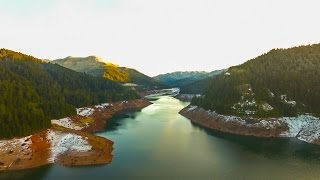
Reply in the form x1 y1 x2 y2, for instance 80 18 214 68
53 56 165 89
0 49 139 138
154 71 209 85
155 70 224 94
103 63 130 83
192 44 320 117
120 67 165 89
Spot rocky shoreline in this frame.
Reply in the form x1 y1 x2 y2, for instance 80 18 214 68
180 105 320 145
0 98 151 171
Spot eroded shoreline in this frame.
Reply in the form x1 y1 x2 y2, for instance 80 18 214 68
0 126 113 171
180 105 320 145
52 99 152 133
0 98 151 171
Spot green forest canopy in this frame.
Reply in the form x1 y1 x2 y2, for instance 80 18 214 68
0 49 139 138
192 44 320 118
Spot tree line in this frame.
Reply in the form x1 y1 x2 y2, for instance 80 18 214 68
192 44 320 117
0 49 139 138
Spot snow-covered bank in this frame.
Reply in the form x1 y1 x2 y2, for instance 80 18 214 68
51 118 83 130
186 105 284 130
0 128 113 171
52 99 151 133
77 108 94 117
0 136 32 161
175 94 202 102
0 99 147 171
144 88 180 99
280 115 320 144
180 105 320 145
51 103 113 130
77 103 111 117
47 130 92 163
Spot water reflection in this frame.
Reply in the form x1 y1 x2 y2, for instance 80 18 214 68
105 110 140 132
190 121 320 164
0 165 52 180
2 96 320 179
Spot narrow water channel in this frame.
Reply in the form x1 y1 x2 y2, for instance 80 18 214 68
2 96 320 180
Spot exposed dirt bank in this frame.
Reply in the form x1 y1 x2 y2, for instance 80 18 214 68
52 99 152 133
180 105 320 145
180 105 287 138
1 99 151 171
0 126 113 171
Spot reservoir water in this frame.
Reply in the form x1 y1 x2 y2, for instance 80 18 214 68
2 96 320 179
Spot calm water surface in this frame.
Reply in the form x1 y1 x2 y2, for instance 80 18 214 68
2 96 320 180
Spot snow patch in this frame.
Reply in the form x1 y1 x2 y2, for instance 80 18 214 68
187 106 320 144
47 130 92 163
0 136 32 153
261 102 274 111
287 101 296 106
51 118 83 130
280 94 296 107
187 106 198 112
95 103 110 111
280 115 320 143
77 107 94 117
189 107 282 129
269 91 275 98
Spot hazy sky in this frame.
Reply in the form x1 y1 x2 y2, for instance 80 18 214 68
0 0 319 76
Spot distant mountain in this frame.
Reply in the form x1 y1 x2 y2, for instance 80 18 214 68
0 49 139 138
154 71 208 84
52 56 164 89
154 70 225 94
52 56 106 76
192 44 320 118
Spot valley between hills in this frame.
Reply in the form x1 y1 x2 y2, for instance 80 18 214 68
2 43 320 172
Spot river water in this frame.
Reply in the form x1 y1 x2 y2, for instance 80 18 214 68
2 96 320 179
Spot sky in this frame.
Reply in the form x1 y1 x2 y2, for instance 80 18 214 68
0 0 320 76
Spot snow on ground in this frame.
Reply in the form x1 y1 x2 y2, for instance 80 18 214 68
192 107 282 129
52 102 113 130
280 94 296 107
188 106 320 144
187 105 198 112
280 115 320 143
95 103 109 110
180 94 202 98
47 130 92 163
77 107 94 117
0 135 32 153
51 118 83 130
261 102 274 111
79 102 111 114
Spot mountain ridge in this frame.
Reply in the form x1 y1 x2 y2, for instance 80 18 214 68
0 49 139 138
154 70 225 94
52 56 165 89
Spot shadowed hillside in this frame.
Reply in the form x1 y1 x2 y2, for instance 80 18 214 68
0 49 139 138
